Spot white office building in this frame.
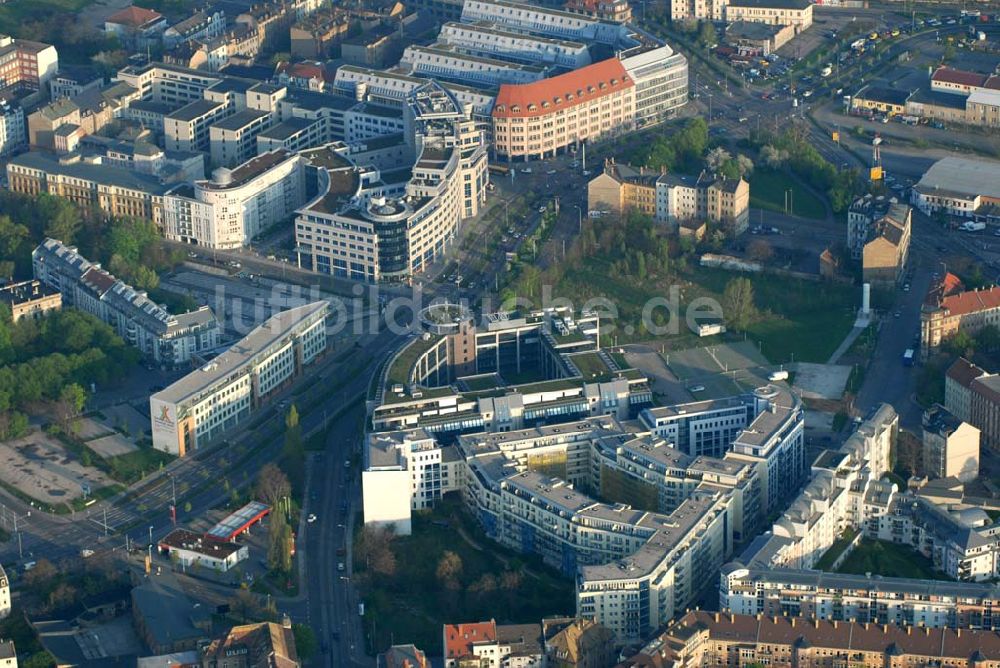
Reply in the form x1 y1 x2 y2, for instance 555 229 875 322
438 21 592 69
150 301 328 456
0 100 25 156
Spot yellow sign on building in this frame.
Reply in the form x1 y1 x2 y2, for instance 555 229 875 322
870 166 883 182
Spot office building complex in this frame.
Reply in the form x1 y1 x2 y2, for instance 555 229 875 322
32 239 219 368
294 81 487 283
364 305 803 641
150 301 327 456
163 149 306 249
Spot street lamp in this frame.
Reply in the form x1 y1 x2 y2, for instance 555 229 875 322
573 205 583 234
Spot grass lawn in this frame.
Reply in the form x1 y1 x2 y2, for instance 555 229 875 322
836 539 949 580
688 267 857 364
815 528 857 571
105 447 175 484
749 169 827 221
354 496 574 656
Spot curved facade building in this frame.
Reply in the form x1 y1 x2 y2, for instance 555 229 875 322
294 81 487 282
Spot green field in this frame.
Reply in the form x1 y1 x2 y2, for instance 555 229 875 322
688 267 857 364
749 169 827 221
836 539 949 580
354 496 574 656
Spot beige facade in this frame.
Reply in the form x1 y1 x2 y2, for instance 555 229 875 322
725 0 813 30
966 90 1000 129
655 171 750 233
861 203 911 287
638 610 1000 668
921 274 1000 356
0 280 61 322
922 404 980 483
586 161 657 218
492 58 635 161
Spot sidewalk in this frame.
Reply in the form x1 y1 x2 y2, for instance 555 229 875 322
827 314 871 365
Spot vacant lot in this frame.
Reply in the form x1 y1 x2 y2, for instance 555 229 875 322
0 430 116 504
749 169 827 221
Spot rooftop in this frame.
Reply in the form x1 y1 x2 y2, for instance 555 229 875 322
915 156 1000 200
167 98 224 122
728 0 811 9
211 107 269 131
152 301 327 406
493 58 632 119
106 5 163 28
158 528 243 559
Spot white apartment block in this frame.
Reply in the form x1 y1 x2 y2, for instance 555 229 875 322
162 149 306 249
720 565 1000 628
164 99 229 153
32 239 220 367
0 564 9 620
923 404 980 483
655 173 701 224
115 62 221 106
739 403 898 572
209 108 271 167
460 0 631 46
333 65 497 117
438 21 592 69
150 301 328 456
0 640 14 668
400 44 547 88
0 100 25 156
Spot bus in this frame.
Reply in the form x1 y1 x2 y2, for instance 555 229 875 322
902 349 915 366
488 164 510 176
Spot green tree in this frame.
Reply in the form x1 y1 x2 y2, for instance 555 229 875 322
292 624 318 660
698 20 718 47
722 277 758 332
282 405 304 494
435 550 463 590
22 652 56 668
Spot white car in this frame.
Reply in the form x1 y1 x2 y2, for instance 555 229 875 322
538 206 547 213
521 167 533 174
307 514 317 523
546 169 557 175
689 385 706 392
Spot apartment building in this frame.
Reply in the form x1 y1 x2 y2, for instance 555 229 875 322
626 610 1000 668
443 621 544 668
543 617 615 668
725 0 814 30
380 645 429 668
163 149 306 249
400 44 547 88
655 171 750 233
564 0 632 22
0 35 58 94
862 202 911 287
438 22 592 69
164 100 229 152
738 404 897 572
32 239 219 367
295 81 487 282
923 404 980 483
7 152 167 225
104 6 167 50
587 160 659 218
290 10 350 59
945 357 1000 451
921 272 1000 357
0 564 9 620
847 194 891 259
0 100 24 156
0 640 13 668
722 565 1000 627
670 0 728 21
114 62 221 107
208 108 272 167
0 280 61 322
912 156 1000 223
461 0 632 45
201 621 300 668
150 301 327 456
163 10 226 48
491 58 636 161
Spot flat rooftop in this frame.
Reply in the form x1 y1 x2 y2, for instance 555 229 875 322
152 301 327 406
916 156 1000 200
211 108 269 131
167 98 224 122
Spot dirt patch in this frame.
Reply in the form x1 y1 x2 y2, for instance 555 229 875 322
0 430 115 502
87 433 138 458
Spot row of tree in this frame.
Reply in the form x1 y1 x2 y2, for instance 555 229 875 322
756 129 861 213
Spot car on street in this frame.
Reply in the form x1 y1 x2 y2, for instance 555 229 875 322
689 385 706 392
894 311 901 318
521 167 532 173
344 459 350 468
337 562 345 571
538 206 546 213
546 169 557 175
307 513 317 523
